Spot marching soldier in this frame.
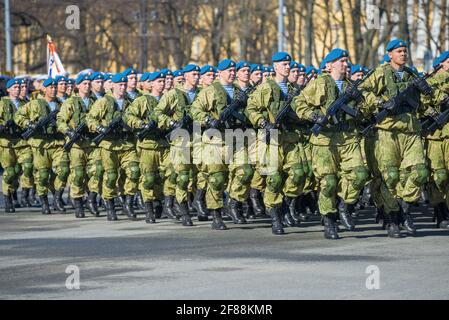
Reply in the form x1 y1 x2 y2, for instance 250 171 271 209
154 64 201 226
293 48 370 239
161 69 175 93
360 39 433 238
250 64 263 87
200 65 216 89
66 78 75 97
15 78 70 215
124 71 168 224
56 73 100 218
104 74 113 94
85 73 141 221
90 72 105 101
123 68 141 103
55 76 68 103
173 70 185 87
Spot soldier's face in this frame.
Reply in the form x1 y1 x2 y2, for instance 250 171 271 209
262 72 269 83
92 79 104 92
104 80 113 91
7 84 20 99
330 57 348 77
237 67 250 82
174 76 185 84
57 81 67 94
77 80 91 95
142 80 152 91
113 82 127 97
219 67 236 85
20 83 28 97
441 58 449 72
127 74 137 90
45 84 57 99
389 47 407 66
288 68 299 83
297 73 306 85
165 76 174 90
351 72 364 81
250 71 262 84
66 84 74 96
185 71 200 87
201 72 215 86
152 78 165 94
274 61 290 77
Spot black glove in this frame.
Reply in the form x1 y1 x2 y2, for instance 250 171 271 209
380 95 402 111
259 119 276 130
206 117 221 129
96 125 108 135
140 120 157 131
411 77 432 96
345 83 364 104
65 129 76 140
311 113 326 125
27 122 38 131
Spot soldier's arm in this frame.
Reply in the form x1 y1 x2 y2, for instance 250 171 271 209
154 91 176 130
124 97 146 129
245 84 272 127
190 88 215 126
86 98 106 133
0 101 7 125
14 101 33 129
294 77 326 121
56 99 74 134
358 67 387 116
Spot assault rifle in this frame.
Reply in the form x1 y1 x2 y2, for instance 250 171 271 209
420 96 449 135
92 116 123 145
21 109 58 140
63 122 87 151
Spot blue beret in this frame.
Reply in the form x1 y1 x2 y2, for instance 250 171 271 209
250 64 262 73
160 68 173 77
217 59 236 71
55 75 67 83
76 73 91 85
305 66 317 76
351 64 364 75
66 78 75 84
123 68 138 77
111 73 128 83
433 51 449 69
262 66 270 73
104 73 113 81
6 78 21 89
148 71 166 81
319 60 327 70
380 53 391 64
323 48 349 64
173 70 184 77
236 61 250 71
290 61 300 69
268 66 275 73
386 39 407 52
200 65 215 75
90 72 105 81
272 52 292 63
140 73 149 82
183 64 200 73
297 63 306 72
43 78 58 87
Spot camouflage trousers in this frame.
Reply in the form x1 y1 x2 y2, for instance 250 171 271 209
425 138 449 206
139 147 169 202
312 142 368 215
32 146 69 196
374 129 427 214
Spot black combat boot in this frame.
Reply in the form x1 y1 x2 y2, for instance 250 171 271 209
135 191 145 210
296 195 308 222
187 192 195 213
193 189 209 221
227 198 247 224
385 212 402 238
338 200 356 231
163 195 176 219
116 195 126 208
105 199 117 221
53 189 66 213
174 200 193 226
435 203 449 229
73 198 85 218
20 188 32 207
12 190 21 208
398 199 417 235
244 200 256 219
323 213 339 239
86 192 100 217
123 195 137 220
145 201 156 224
4 192 15 213
40 195 51 215
269 206 285 235
249 188 266 217
211 209 227 230
283 196 300 227
305 191 320 216
375 207 386 229
153 200 163 219
30 188 40 206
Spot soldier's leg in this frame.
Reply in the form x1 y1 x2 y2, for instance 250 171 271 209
100 148 120 221
0 146 18 212
70 147 88 218
139 148 161 223
50 148 70 213
312 144 339 239
32 147 52 214
86 147 103 216
15 146 34 207
121 149 140 220
375 130 403 238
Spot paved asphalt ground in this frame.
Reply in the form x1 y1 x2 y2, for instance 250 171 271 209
0 187 448 300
